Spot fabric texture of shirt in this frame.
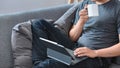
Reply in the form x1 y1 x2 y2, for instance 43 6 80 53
74 0 120 49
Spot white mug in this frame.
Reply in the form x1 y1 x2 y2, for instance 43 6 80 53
87 4 99 17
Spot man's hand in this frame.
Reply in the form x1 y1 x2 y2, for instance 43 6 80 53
74 47 98 58
79 4 89 23
69 5 89 42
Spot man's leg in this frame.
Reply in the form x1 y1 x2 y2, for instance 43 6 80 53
39 19 75 49
32 19 110 68
70 57 110 68
31 19 74 68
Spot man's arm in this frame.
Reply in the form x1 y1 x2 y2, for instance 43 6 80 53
69 5 88 42
94 35 120 57
69 20 86 41
74 34 120 58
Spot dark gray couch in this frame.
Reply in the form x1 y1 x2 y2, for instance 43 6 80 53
0 4 120 68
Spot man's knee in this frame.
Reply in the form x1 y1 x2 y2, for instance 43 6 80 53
31 19 45 30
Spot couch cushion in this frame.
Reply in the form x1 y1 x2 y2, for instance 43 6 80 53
54 3 80 35
11 21 32 68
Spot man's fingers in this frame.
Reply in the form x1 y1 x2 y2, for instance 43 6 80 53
79 12 88 16
84 4 88 10
79 7 88 16
79 10 88 15
74 50 87 57
74 47 84 53
74 47 87 54
78 53 87 57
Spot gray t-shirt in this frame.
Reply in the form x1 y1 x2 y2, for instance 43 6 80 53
74 0 120 49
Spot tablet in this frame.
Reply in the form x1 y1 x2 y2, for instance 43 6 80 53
40 37 88 65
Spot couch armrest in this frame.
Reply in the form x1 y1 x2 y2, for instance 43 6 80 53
0 4 72 68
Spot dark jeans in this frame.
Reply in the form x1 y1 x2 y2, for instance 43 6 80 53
31 19 110 68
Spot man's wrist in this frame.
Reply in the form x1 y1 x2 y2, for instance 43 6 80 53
79 18 87 23
78 19 86 25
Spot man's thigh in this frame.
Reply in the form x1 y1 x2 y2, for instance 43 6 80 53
70 58 109 68
33 59 69 68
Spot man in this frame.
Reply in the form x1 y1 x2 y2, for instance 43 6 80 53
32 0 120 68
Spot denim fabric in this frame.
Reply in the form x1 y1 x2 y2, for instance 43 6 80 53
31 19 109 68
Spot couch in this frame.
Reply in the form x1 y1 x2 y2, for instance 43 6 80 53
0 3 120 68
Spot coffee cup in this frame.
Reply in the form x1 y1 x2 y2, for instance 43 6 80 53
87 4 99 17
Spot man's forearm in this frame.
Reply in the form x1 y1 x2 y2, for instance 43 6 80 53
69 6 88 42
69 19 85 41
95 43 120 57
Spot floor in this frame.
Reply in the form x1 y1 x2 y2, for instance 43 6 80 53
0 0 68 14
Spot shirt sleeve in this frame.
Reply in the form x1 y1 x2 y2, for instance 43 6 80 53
73 6 80 25
73 1 88 25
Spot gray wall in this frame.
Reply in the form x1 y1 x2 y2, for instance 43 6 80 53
0 0 67 14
